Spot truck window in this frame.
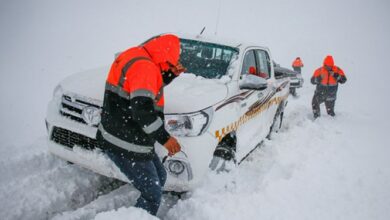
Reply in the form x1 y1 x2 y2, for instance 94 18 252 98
255 50 271 79
179 39 238 79
241 50 257 76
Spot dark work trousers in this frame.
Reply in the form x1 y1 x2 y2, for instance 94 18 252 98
106 151 167 215
312 85 338 118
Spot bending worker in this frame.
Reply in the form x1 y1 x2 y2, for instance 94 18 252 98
311 55 347 118
97 34 185 215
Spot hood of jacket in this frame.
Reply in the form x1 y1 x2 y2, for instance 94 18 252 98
143 34 180 67
323 55 334 67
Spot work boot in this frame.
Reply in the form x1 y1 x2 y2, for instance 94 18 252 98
326 108 335 117
313 110 320 119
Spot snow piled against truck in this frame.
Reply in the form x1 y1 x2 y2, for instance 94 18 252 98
1 86 389 220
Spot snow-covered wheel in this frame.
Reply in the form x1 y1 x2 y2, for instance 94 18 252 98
209 133 237 173
290 87 297 97
267 103 285 140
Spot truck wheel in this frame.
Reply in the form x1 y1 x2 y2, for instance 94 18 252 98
209 134 237 173
267 105 284 140
290 88 297 97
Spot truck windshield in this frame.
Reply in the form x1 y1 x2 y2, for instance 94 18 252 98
179 39 239 79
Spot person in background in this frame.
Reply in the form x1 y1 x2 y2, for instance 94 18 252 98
292 57 304 73
97 34 185 215
311 55 347 119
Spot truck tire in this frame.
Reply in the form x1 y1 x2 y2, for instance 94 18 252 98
290 87 297 97
267 104 284 140
209 134 237 172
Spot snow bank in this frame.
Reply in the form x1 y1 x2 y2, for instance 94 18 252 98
95 207 158 220
164 86 390 220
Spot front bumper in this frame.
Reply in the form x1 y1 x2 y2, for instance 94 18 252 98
289 77 304 88
46 98 218 192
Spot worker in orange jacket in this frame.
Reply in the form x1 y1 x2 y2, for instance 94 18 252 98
292 57 304 73
311 55 347 118
97 34 185 215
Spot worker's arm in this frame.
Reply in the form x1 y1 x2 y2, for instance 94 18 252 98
311 68 322 84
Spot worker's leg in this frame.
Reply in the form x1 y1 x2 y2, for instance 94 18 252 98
325 99 336 116
312 92 323 119
106 152 164 215
152 153 167 188
325 87 338 116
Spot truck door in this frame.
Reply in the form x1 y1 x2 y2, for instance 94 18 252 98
254 49 277 137
236 49 270 160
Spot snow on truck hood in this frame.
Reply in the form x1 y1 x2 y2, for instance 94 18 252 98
60 69 227 113
60 66 109 103
164 73 228 114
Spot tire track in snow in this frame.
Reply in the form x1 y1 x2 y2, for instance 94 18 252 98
0 138 107 220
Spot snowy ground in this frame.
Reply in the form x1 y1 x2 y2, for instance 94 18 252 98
1 84 389 220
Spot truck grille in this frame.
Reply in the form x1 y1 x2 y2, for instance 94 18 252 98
51 126 98 150
290 82 301 86
60 95 101 127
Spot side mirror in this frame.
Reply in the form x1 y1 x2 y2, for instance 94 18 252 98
239 74 268 90
274 70 284 78
273 61 281 67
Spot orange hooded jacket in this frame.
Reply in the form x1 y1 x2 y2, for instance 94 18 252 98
106 34 180 110
292 58 304 68
311 55 346 86
98 34 180 160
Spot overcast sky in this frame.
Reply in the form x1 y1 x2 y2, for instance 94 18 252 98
0 0 389 146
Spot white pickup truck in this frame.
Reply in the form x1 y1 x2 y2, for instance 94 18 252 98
46 34 290 192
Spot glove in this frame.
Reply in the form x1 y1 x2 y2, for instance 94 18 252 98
311 76 321 85
164 136 181 156
333 72 340 78
162 70 177 84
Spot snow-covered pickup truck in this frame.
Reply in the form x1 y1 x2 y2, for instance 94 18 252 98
46 35 290 192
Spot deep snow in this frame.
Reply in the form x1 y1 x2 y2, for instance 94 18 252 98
1 85 389 220
1 0 390 219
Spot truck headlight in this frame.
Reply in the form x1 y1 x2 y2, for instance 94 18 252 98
163 152 193 181
165 107 213 137
168 160 185 175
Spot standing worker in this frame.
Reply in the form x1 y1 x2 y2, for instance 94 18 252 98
292 57 304 73
97 34 185 215
311 55 347 118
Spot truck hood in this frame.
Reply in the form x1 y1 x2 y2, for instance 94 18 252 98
164 73 228 114
60 66 109 104
59 69 228 113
